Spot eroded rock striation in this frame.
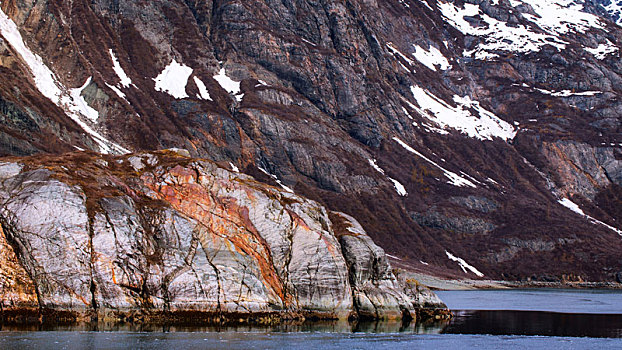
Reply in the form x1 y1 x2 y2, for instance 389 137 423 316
0 151 444 324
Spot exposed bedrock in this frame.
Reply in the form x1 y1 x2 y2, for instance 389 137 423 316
0 151 446 324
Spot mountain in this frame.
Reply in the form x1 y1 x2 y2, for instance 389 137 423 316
0 0 621 283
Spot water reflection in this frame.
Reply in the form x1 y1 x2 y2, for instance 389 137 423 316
0 317 450 334
444 310 622 338
3 310 621 338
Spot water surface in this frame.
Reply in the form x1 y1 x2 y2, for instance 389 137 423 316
2 331 622 349
2 289 622 349
436 288 622 313
435 289 622 339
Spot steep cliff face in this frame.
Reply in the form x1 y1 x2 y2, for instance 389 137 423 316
0 0 621 282
0 150 440 323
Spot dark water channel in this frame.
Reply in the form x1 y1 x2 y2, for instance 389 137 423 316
436 288 622 338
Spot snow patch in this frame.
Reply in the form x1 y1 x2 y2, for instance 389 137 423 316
386 42 416 71
369 159 408 196
301 38 317 46
440 1 605 60
193 76 212 101
67 77 99 122
519 0 603 35
390 178 408 196
105 83 126 100
584 41 618 60
229 162 240 172
393 137 477 188
558 198 622 236
108 49 132 88
258 165 294 193
486 177 500 186
410 86 516 141
213 68 241 95
0 9 61 102
516 83 602 97
558 198 584 215
440 2 566 60
534 88 601 97
402 107 414 120
154 59 193 99
368 159 408 196
368 159 386 175
602 0 622 26
412 44 450 71
446 251 484 277
418 0 434 11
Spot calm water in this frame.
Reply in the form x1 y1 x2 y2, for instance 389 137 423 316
435 288 622 313
1 331 622 350
2 289 622 349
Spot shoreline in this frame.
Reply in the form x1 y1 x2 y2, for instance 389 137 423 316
0 307 452 330
407 272 622 291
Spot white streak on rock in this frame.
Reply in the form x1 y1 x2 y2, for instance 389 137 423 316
559 198 622 236
393 137 477 188
109 49 132 88
446 251 484 277
193 76 212 101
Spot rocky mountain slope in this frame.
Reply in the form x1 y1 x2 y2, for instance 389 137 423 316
0 150 446 323
0 0 621 283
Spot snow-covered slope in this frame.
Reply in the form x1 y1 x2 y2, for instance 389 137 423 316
439 0 615 60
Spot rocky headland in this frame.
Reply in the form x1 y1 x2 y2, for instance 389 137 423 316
0 150 448 327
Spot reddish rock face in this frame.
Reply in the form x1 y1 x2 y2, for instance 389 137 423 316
0 151 427 322
141 164 291 307
0 0 621 282
0 224 38 310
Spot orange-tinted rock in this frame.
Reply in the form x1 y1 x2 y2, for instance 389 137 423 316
0 223 38 310
0 151 427 322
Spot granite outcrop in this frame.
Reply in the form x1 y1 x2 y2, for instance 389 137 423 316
0 150 445 324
